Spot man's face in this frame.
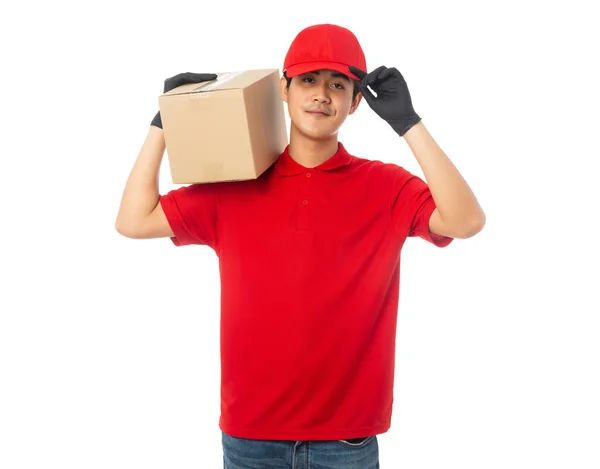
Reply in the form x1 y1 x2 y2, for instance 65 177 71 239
280 69 362 140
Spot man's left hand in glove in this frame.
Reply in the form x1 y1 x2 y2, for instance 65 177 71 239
349 65 422 137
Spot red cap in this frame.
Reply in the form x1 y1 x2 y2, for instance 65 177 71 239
283 24 366 81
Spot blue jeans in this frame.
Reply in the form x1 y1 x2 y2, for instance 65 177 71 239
222 431 380 469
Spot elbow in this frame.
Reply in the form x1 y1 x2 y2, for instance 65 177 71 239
115 221 128 238
463 215 486 238
115 219 138 239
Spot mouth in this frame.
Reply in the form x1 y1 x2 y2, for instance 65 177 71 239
306 110 330 117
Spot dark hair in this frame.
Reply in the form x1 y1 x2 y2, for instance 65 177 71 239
283 71 361 100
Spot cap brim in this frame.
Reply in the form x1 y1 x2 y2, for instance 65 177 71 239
284 61 361 81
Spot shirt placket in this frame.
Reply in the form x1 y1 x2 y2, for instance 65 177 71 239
296 170 316 232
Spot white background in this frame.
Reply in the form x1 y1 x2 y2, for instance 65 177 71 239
1 1 599 468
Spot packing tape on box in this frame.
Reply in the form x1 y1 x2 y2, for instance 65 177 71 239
199 70 245 92
190 92 213 99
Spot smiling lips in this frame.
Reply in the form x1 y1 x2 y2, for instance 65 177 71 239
306 108 331 116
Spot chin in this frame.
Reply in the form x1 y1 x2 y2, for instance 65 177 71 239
300 128 338 141
294 120 340 140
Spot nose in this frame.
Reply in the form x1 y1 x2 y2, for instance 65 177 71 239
312 81 331 104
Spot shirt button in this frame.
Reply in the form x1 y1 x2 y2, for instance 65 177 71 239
306 172 312 178
302 200 309 205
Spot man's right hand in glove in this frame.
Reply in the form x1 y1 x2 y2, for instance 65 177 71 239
150 72 218 129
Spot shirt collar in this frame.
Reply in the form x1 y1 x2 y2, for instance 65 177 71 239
274 142 353 176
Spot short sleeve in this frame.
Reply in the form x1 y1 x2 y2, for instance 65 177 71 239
159 182 220 250
391 167 454 247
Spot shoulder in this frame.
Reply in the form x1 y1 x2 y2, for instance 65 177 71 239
199 164 278 207
346 151 411 185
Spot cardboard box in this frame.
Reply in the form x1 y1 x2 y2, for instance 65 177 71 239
158 69 288 184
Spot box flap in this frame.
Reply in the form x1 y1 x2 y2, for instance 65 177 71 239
163 69 280 96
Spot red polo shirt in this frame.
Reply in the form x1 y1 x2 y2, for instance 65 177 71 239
159 142 453 441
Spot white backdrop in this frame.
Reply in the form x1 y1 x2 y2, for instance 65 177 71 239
1 1 599 468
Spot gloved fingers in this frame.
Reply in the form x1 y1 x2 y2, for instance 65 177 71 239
362 65 388 88
164 73 218 92
348 65 367 80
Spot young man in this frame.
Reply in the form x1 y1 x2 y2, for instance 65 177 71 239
116 23 485 469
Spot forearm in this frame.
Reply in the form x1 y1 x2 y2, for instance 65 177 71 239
115 126 166 231
403 121 486 230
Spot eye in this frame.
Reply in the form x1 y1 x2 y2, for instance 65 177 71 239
302 77 316 83
332 83 345 90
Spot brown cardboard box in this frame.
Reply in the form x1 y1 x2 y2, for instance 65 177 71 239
158 69 288 184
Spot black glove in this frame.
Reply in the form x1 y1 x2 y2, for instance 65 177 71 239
151 72 218 129
349 65 421 137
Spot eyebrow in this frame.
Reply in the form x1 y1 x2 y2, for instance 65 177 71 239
309 70 351 83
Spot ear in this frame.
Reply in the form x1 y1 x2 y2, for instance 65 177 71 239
280 76 288 103
348 92 363 115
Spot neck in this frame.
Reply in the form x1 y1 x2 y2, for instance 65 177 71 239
287 126 339 168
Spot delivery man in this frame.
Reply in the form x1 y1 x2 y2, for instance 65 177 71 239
115 23 485 469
